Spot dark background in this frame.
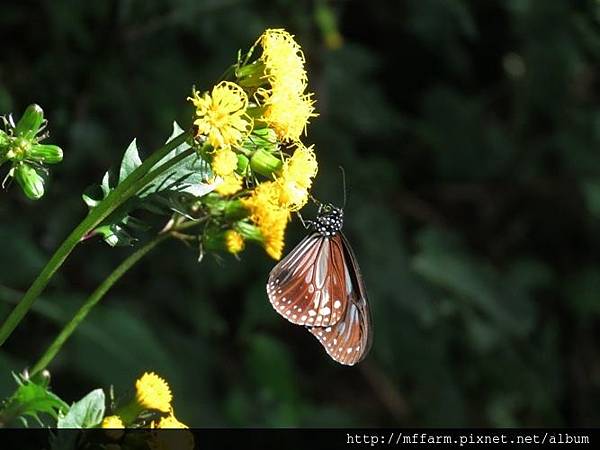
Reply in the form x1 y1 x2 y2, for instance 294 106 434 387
1 0 600 427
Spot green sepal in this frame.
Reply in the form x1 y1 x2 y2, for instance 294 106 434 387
202 226 228 253
27 144 63 164
250 148 282 177
236 154 249 174
236 61 267 88
235 221 263 243
243 126 278 154
14 163 46 200
15 104 44 140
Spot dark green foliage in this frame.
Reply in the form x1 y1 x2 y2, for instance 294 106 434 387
1 0 599 427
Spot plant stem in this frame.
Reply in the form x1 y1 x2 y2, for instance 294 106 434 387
0 131 191 347
30 233 170 376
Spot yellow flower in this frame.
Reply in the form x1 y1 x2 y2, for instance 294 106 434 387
211 148 238 177
152 414 189 429
215 173 243 195
260 29 308 93
256 29 317 141
188 81 251 149
102 415 125 428
135 372 172 413
224 230 245 254
260 89 316 142
149 414 193 450
278 143 318 210
262 207 288 260
242 182 290 260
102 415 125 440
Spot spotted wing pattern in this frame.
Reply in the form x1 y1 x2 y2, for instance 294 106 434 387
267 233 349 327
308 233 372 365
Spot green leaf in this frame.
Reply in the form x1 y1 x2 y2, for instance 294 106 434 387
57 389 105 429
0 374 68 427
119 139 142 184
81 122 215 246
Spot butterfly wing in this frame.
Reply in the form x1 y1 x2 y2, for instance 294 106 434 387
308 232 372 365
267 233 350 327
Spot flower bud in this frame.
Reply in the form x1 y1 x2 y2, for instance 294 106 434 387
235 221 264 243
250 148 282 177
14 163 45 200
236 61 267 88
15 104 44 139
0 130 9 149
27 144 63 164
236 154 249 174
224 199 250 221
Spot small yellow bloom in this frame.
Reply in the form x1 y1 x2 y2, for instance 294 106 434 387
152 414 189 429
102 415 125 440
260 29 308 93
262 207 288 260
215 173 243 196
211 148 238 177
260 89 316 142
278 143 318 210
256 29 317 141
225 230 245 254
135 372 172 413
102 415 125 428
242 182 290 260
188 81 251 149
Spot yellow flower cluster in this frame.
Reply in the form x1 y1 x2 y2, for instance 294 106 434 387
258 29 317 142
187 28 319 261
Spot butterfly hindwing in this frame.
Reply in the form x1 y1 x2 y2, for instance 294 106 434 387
267 233 349 327
308 233 372 366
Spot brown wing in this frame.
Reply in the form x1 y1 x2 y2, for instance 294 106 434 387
308 232 372 366
267 233 350 327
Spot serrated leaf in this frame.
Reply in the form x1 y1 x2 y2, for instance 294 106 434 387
81 122 215 246
57 389 105 429
119 138 142 184
0 375 68 426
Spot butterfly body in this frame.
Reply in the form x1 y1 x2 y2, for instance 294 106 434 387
267 204 372 366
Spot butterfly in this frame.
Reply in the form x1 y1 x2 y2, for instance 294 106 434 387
266 202 372 365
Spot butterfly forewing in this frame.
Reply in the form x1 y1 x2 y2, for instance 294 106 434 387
267 233 349 327
308 233 372 365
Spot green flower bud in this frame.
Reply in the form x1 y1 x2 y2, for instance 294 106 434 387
235 221 263 243
236 154 249 174
236 61 267 88
14 163 45 200
224 199 250 221
0 130 9 149
250 148 283 177
202 227 227 253
15 104 44 139
27 144 63 164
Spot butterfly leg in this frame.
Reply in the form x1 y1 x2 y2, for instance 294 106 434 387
296 211 315 230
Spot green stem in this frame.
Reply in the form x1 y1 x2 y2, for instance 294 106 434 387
30 233 169 376
0 131 191 346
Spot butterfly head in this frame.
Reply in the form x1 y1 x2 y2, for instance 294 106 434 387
314 203 344 236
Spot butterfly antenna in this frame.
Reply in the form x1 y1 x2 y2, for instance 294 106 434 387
308 193 322 207
339 166 347 208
